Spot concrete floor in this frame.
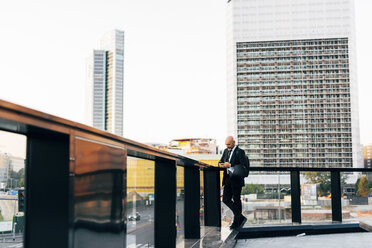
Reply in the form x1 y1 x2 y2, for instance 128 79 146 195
180 222 372 248
180 220 372 248
234 232 372 248
178 226 233 248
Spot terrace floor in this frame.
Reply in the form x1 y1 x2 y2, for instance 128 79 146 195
181 220 372 248
234 232 372 248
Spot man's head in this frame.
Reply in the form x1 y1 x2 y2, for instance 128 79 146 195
225 136 235 150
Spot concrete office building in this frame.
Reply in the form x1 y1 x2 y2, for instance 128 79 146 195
86 29 125 136
0 152 25 189
0 152 10 188
226 0 361 168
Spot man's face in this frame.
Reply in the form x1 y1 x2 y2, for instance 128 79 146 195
225 139 235 150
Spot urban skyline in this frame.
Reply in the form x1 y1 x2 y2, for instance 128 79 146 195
0 0 371 150
1 1 372 245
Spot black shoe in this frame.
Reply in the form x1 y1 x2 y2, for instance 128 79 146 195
229 216 238 229
237 215 247 228
229 221 239 229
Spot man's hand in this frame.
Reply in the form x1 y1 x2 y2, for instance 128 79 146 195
219 162 231 168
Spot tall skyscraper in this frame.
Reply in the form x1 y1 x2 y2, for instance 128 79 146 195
226 0 360 168
86 29 124 136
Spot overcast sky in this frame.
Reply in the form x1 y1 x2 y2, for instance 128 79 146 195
0 0 371 154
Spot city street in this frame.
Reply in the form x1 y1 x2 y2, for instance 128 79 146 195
127 200 185 247
0 234 23 248
0 243 23 248
0 200 186 248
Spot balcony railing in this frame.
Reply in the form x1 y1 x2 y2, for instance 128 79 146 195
1 99 371 248
0 99 221 248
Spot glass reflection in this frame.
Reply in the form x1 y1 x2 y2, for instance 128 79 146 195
221 171 291 226
176 166 184 245
200 170 204 226
341 172 372 223
0 131 26 245
300 171 332 223
126 157 155 248
73 138 125 248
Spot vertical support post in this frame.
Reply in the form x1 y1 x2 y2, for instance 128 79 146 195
331 171 342 222
184 166 200 239
155 158 176 247
290 170 301 223
203 168 221 227
25 129 69 248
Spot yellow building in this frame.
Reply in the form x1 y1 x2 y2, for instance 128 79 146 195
126 154 222 198
169 138 217 155
127 157 155 194
364 144 372 168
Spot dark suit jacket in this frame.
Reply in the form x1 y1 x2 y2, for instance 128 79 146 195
219 146 248 187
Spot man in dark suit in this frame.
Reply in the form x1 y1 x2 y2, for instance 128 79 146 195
219 136 248 229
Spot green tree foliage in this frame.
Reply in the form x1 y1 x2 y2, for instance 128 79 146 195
355 178 360 194
303 172 331 196
303 172 348 197
241 184 264 195
357 175 371 197
7 168 25 188
355 176 372 196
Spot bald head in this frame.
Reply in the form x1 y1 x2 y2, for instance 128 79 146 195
225 136 235 150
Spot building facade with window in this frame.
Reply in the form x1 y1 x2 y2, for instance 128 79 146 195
227 0 360 168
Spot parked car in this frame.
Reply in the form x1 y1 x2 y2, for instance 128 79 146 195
128 212 141 221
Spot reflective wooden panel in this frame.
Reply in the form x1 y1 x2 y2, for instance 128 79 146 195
72 137 126 248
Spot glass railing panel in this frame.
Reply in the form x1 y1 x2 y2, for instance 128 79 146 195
126 157 155 248
176 166 184 245
0 130 26 245
300 171 332 223
200 170 204 226
341 172 372 223
221 171 291 226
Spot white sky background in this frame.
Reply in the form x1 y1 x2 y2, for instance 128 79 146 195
0 0 371 153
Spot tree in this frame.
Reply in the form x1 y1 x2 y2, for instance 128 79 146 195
16 168 25 187
355 178 361 194
303 172 348 197
241 184 264 195
303 172 331 196
357 175 371 197
6 168 25 188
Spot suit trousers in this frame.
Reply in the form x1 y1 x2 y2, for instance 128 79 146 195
222 179 243 220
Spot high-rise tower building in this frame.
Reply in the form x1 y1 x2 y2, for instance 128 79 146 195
86 29 124 136
226 0 360 168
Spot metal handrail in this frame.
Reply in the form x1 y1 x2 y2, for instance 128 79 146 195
0 99 210 168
